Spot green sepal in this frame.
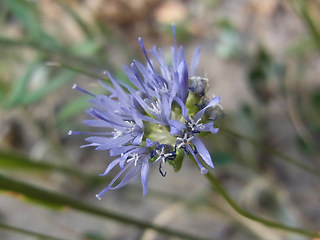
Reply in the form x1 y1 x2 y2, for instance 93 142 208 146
185 92 201 117
168 148 185 172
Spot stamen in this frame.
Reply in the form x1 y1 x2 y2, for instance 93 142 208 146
113 129 123 139
176 133 194 149
159 162 167 177
127 153 140 166
187 117 203 132
160 82 169 93
148 101 161 116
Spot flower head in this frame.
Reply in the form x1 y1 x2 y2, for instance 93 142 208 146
70 25 222 198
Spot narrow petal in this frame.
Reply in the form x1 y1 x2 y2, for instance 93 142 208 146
83 119 112 128
132 132 144 145
80 143 99 148
106 71 129 101
168 119 186 131
190 47 201 77
85 136 113 144
199 122 219 134
95 135 134 150
99 158 120 176
177 60 189 102
173 97 189 120
170 126 181 135
131 110 144 129
191 137 214 168
146 138 159 147
186 144 208 174
141 161 149 196
110 145 136 156
111 164 140 190
96 163 132 199
138 37 155 73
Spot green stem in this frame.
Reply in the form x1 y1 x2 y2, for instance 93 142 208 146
0 222 68 240
204 172 320 238
0 150 100 184
292 0 320 50
222 128 320 179
0 173 208 240
46 62 105 80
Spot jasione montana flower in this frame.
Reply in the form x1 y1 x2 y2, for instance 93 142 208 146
70 26 222 199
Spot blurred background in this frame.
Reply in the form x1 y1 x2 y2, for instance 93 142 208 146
0 0 320 239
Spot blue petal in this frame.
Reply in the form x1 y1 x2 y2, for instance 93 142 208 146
99 158 120 176
186 144 208 174
161 94 171 121
173 97 189 120
191 137 214 168
85 136 113 144
95 135 134 150
98 80 114 92
106 71 129 102
177 60 189 102
110 145 136 156
170 126 181 135
146 138 159 147
132 132 144 145
123 65 142 90
141 161 149 196
200 122 219 134
111 163 140 190
138 37 155 73
168 119 186 132
83 119 111 127
190 47 201 77
80 143 99 148
96 163 131 199
131 110 144 129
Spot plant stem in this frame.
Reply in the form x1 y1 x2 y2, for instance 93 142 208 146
0 173 208 240
203 171 320 238
291 0 320 50
222 128 320 179
46 62 105 80
0 150 100 184
0 222 68 240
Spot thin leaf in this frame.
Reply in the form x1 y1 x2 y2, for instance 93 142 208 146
222 128 320 179
71 41 102 56
3 0 59 49
203 171 320 238
21 70 75 105
4 61 40 108
57 95 90 124
59 2 94 39
4 0 40 38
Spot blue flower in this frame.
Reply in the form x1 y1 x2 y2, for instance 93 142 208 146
70 25 222 198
